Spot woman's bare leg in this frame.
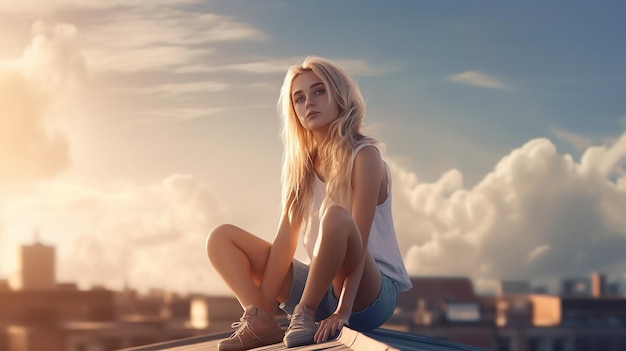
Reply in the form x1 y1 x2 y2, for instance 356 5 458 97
299 206 381 312
206 224 292 313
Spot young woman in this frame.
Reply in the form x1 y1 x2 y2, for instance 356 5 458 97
206 56 412 351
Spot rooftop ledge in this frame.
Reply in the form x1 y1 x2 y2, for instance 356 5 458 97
117 327 488 351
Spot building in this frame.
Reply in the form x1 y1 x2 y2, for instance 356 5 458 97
389 275 626 351
0 289 116 324
0 239 214 351
391 277 493 348
497 281 532 295
9 239 56 291
3 236 625 351
0 288 119 351
0 288 226 351
0 238 258 351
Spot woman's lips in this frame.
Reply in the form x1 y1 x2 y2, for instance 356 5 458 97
306 111 319 119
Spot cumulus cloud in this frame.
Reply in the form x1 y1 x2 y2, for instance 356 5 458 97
0 22 85 190
0 71 69 188
3 175 230 294
447 70 508 90
22 22 86 89
391 131 626 290
580 132 626 179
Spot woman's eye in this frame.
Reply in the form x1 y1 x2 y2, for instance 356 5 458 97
294 96 304 103
315 89 325 95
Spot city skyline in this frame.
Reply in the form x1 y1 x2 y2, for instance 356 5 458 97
2 244 625 351
1 1 625 295
2 230 625 297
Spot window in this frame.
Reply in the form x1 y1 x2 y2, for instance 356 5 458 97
552 337 567 351
574 336 592 351
617 336 626 351
527 337 542 351
494 336 511 351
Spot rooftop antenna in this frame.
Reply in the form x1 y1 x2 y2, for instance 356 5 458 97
33 228 40 244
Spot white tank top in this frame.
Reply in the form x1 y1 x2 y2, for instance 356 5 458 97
302 144 413 292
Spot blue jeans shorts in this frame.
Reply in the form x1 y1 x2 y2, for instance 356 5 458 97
279 259 398 331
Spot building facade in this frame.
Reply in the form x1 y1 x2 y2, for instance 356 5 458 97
387 275 626 351
10 241 56 291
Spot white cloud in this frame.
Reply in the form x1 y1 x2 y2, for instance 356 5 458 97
177 57 403 76
0 70 70 189
81 7 265 73
193 57 306 74
87 46 210 74
0 22 84 191
2 175 231 294
391 132 626 286
527 245 551 262
0 3 266 73
580 132 626 179
122 81 230 97
134 107 226 122
551 127 593 151
22 22 86 89
0 0 199 14
447 70 508 90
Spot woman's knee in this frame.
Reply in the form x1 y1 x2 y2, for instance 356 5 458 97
205 223 237 256
320 205 359 240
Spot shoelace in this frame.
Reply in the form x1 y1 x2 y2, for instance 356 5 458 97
230 315 261 341
287 310 315 332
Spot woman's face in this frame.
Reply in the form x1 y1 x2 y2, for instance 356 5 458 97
291 70 339 135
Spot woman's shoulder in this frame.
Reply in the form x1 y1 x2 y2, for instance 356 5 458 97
350 139 388 197
354 143 381 160
353 136 384 160
352 140 385 173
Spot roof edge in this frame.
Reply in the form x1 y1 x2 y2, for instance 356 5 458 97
340 327 399 351
116 331 231 351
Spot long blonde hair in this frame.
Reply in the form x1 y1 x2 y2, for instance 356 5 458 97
278 56 380 232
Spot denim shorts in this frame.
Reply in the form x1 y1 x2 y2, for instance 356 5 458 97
279 259 398 331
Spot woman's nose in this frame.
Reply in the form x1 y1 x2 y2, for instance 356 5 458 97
306 96 315 107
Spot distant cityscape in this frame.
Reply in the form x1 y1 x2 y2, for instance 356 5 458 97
1 240 625 351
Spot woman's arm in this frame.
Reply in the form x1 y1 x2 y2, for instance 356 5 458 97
334 145 384 317
259 210 301 307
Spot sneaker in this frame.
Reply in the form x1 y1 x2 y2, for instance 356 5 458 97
217 305 284 351
283 303 318 347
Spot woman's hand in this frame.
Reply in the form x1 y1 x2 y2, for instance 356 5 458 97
315 313 349 343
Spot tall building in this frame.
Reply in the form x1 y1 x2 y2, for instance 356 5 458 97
10 239 56 290
590 272 606 297
561 272 610 298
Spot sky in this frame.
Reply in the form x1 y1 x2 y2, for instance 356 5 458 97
0 0 625 296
